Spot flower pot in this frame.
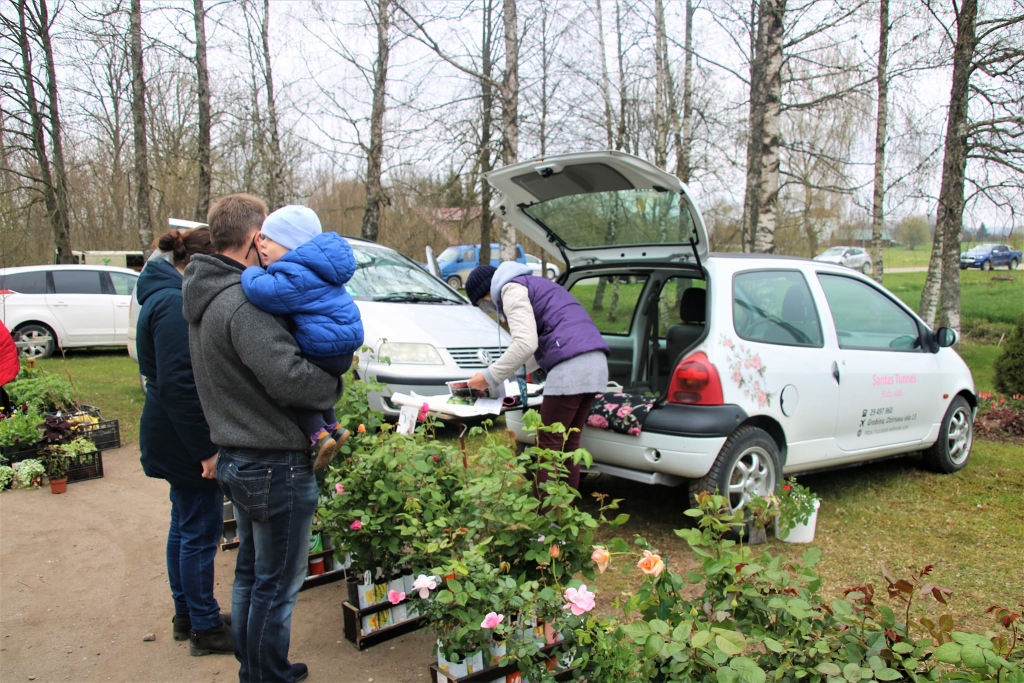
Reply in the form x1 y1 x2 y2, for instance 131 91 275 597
746 523 768 545
308 557 325 576
776 499 820 543
401 567 415 595
466 650 485 673
48 477 68 494
437 647 469 678
346 575 360 605
488 641 507 667
543 622 564 645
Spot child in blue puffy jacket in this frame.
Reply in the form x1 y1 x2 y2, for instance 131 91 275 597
241 205 364 472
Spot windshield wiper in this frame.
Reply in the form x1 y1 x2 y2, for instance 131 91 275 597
372 293 457 304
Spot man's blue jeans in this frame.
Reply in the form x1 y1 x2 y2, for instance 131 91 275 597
167 485 224 631
217 448 317 683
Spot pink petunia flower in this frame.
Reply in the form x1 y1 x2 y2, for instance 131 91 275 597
387 590 406 605
563 585 596 616
349 520 362 530
480 612 504 629
334 483 345 495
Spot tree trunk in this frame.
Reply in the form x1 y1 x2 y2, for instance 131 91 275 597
193 0 212 223
936 0 978 336
14 0 73 263
498 0 519 261
478 0 496 268
672 0 694 183
754 0 785 254
742 0 766 253
869 0 889 284
362 0 390 243
595 0 614 150
261 0 284 209
652 0 669 169
919 220 943 326
129 0 154 253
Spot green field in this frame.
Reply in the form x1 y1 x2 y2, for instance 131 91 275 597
883 269 1023 327
881 246 933 268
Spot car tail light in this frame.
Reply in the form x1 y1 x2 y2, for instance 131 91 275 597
0 289 12 295
667 352 723 405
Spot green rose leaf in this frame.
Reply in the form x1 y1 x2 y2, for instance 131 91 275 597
691 630 714 649
815 663 842 676
891 642 916 654
932 642 962 664
730 657 766 683
960 644 987 670
763 637 784 653
644 633 665 659
874 668 903 681
712 628 746 655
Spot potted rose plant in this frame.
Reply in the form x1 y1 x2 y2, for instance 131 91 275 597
776 477 819 543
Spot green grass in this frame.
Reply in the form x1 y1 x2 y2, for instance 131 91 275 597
34 349 144 445
884 270 1023 327
582 439 1024 632
881 247 933 268
958 344 1001 394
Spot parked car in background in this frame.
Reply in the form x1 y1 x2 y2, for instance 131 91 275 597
959 243 1021 270
62 250 145 271
488 150 976 514
813 246 872 273
0 265 139 358
436 243 527 289
524 253 560 279
128 236 511 417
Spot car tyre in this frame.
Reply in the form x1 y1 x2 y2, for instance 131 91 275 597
13 323 56 359
922 396 973 473
982 260 992 271
861 261 872 274
688 425 781 514
546 267 557 280
447 275 462 289
1010 258 1019 271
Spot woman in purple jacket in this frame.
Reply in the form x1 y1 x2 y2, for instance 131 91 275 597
466 261 609 491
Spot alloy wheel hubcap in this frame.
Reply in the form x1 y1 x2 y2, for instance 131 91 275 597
15 330 52 358
728 446 775 512
946 407 972 465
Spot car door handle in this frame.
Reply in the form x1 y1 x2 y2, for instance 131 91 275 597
831 361 840 385
52 301 67 306
115 302 129 307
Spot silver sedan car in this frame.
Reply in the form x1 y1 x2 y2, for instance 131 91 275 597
813 246 872 273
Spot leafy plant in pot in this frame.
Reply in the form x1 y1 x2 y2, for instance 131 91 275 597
41 437 95 493
744 493 779 545
776 477 819 542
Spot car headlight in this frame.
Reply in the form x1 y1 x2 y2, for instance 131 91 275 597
378 342 444 365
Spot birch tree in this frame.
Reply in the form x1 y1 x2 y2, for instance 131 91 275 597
362 0 391 242
869 0 890 283
497 0 519 260
129 0 153 251
192 0 211 221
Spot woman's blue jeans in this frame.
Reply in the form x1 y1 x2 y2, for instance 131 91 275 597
167 485 224 632
216 448 317 683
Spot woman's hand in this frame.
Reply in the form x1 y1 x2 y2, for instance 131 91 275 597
467 372 490 391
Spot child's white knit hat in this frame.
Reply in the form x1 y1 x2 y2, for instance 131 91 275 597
261 205 322 250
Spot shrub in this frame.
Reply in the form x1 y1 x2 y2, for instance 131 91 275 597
994 313 1024 396
6 367 76 413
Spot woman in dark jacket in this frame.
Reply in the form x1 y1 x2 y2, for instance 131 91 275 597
136 228 232 656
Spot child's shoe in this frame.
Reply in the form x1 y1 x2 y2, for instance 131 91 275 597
311 431 339 473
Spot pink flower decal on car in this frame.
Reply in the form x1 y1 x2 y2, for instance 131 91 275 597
720 335 774 408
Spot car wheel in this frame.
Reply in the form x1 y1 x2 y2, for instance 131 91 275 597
13 323 56 359
688 426 781 514
139 374 148 393
922 396 973 473
546 267 557 280
862 261 872 274
447 275 462 289
982 260 992 271
1010 258 1019 271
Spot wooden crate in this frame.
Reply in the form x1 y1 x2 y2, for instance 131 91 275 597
427 642 577 683
341 599 425 650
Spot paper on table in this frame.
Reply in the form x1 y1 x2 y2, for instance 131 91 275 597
474 398 502 415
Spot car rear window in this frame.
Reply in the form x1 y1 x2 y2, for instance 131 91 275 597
1 271 48 294
732 270 824 347
52 270 104 295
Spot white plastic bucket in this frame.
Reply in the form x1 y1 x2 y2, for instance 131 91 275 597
776 498 820 543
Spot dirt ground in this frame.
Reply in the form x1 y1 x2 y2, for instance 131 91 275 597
0 445 435 683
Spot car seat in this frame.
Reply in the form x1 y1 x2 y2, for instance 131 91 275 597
780 286 820 345
665 288 706 365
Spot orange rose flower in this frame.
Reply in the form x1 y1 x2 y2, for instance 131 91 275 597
357 424 366 434
636 550 665 577
549 544 560 558
591 547 610 573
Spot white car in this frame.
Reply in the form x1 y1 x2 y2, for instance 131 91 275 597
129 237 511 417
525 254 560 280
814 246 872 274
0 265 139 358
490 151 976 512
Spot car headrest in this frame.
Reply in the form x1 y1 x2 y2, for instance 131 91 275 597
781 286 813 322
678 288 706 324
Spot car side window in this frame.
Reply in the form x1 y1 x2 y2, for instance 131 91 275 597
732 270 824 347
51 270 104 295
570 275 648 336
107 272 137 296
659 277 707 330
817 274 921 350
1 271 48 294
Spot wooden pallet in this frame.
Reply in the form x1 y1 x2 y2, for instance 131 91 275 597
428 642 577 683
341 599 426 650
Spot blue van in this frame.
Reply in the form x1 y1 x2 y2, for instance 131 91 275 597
436 243 527 288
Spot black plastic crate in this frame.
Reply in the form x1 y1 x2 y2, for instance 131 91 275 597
77 419 121 451
67 450 104 483
0 443 43 464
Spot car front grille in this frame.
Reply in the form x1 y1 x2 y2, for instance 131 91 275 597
447 346 507 369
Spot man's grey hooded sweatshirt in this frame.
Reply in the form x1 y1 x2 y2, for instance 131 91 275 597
181 254 342 451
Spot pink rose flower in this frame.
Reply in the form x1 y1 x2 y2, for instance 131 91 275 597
349 520 362 530
616 405 632 417
723 338 734 348
412 574 439 599
480 612 504 629
757 390 767 406
387 590 406 605
586 415 609 429
750 356 762 371
732 369 742 383
334 483 345 495
591 547 610 573
563 585 596 616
